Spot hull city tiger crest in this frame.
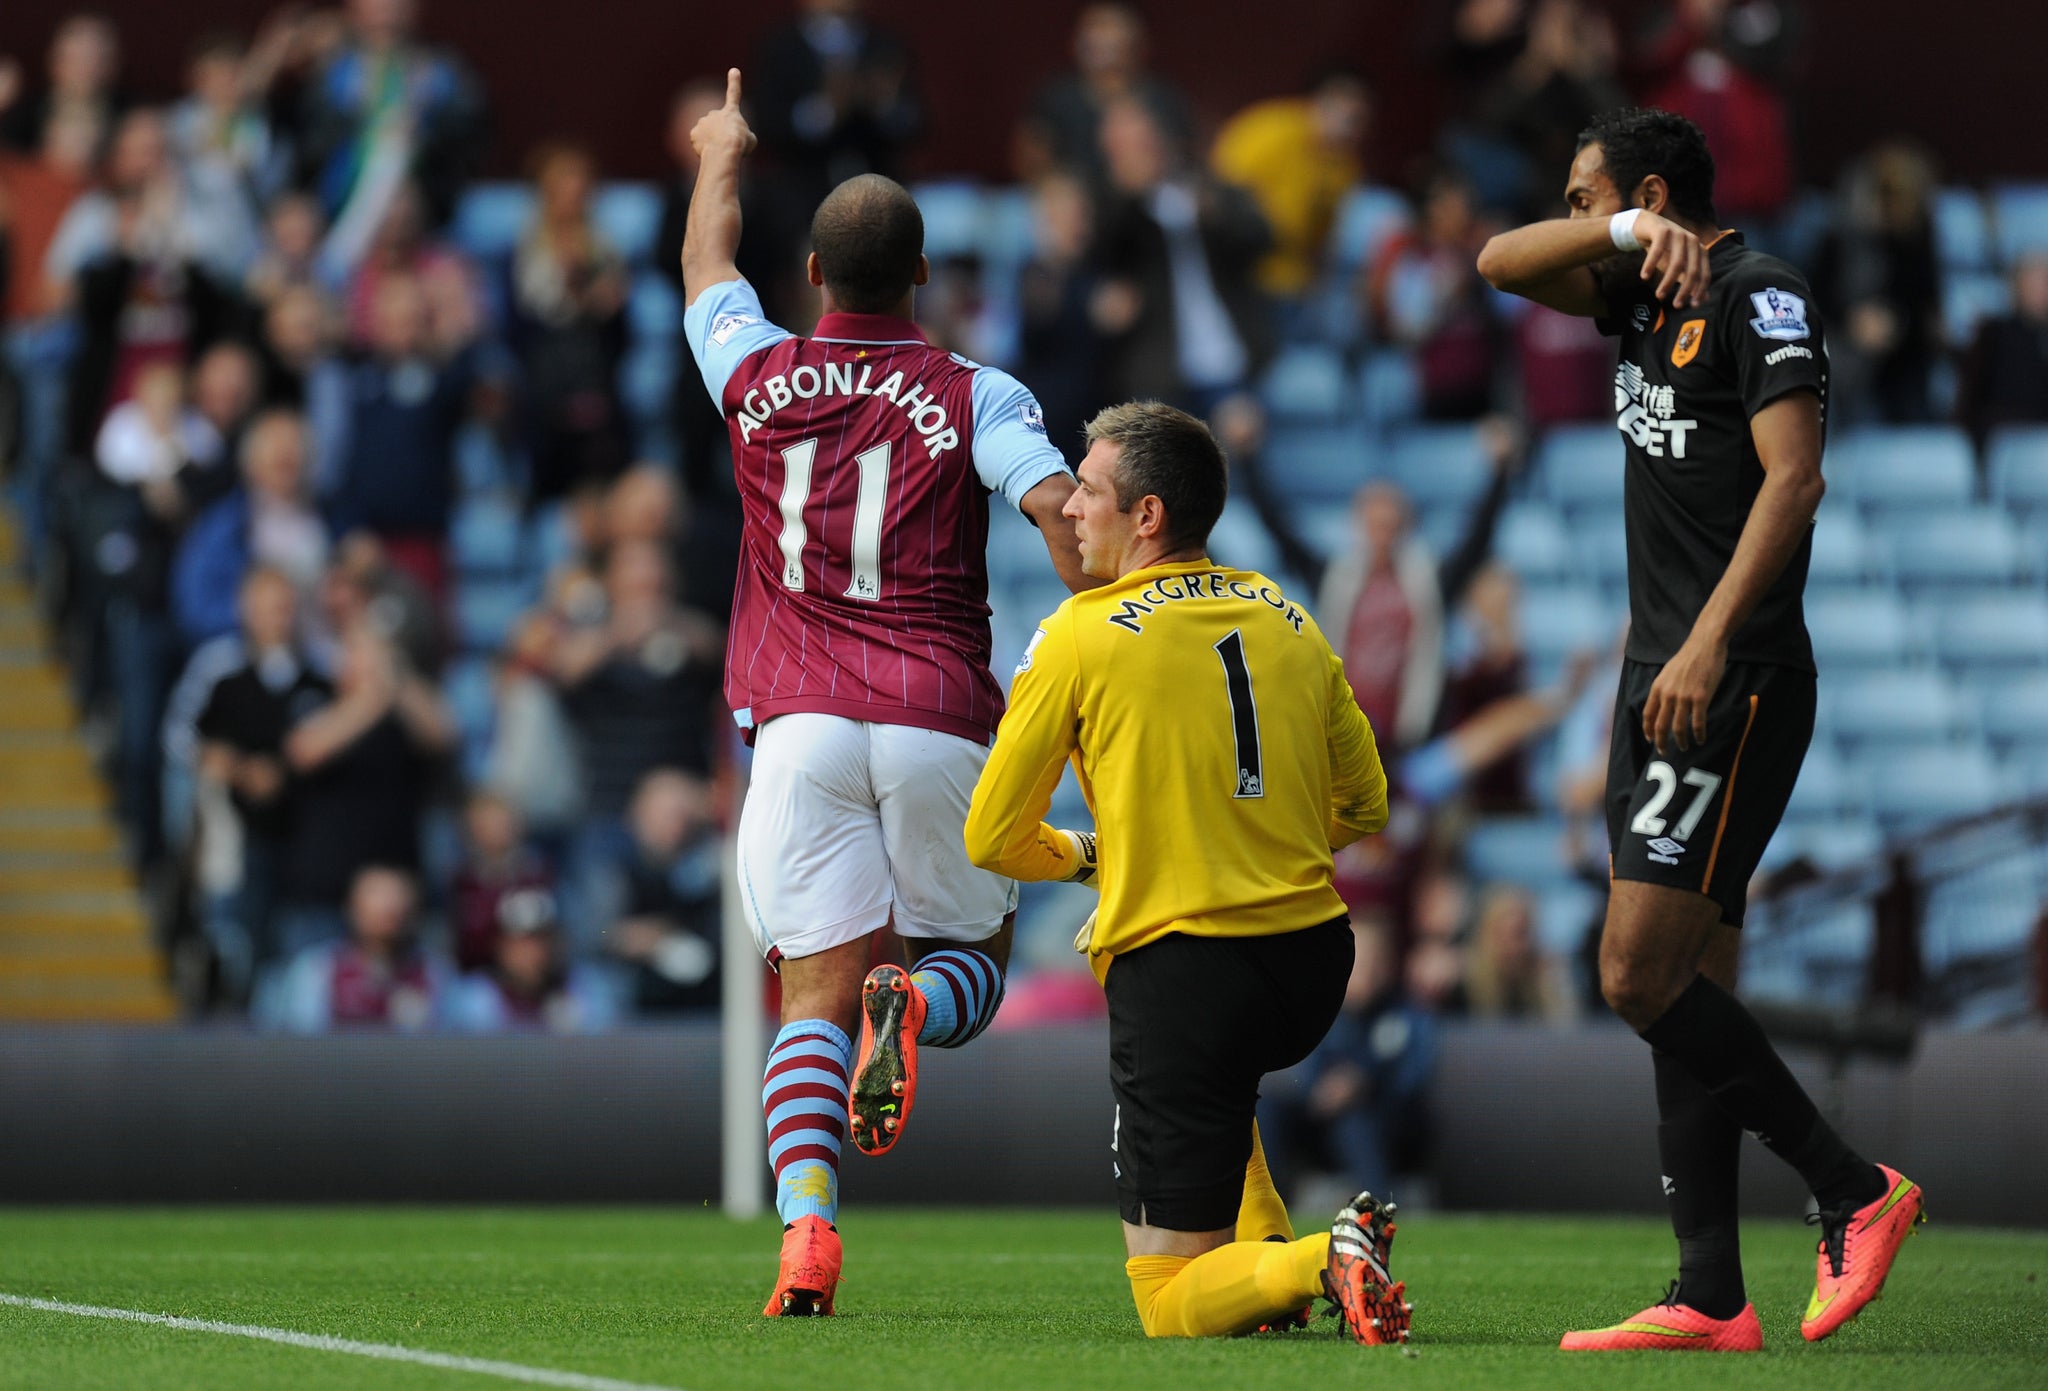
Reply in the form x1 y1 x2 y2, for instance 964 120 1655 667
1671 318 1706 368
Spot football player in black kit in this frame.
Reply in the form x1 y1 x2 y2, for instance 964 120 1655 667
1478 108 1924 1353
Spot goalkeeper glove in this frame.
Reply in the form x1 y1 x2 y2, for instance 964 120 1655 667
1054 828 1098 886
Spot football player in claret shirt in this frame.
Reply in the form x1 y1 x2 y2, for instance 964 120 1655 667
680 71 1095 1318
965 402 1410 1346
1479 107 1923 1352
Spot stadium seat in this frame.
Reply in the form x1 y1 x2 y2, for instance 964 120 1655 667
1328 185 1412 273
1461 815 1571 888
1807 508 1885 589
1785 743 1868 821
1871 742 2006 832
1568 507 1629 590
451 182 533 262
1934 187 1993 271
985 503 1049 586
1357 350 1421 425
1517 584 1613 664
978 187 1038 268
1987 426 2048 517
1805 590 1917 669
1827 670 1974 751
1930 595 2048 670
1762 818 1884 874
1536 424 1623 510
1827 427 1976 515
1265 425 1376 504
1533 879 1602 956
1992 182 2048 263
450 495 526 577
628 275 683 340
1976 673 2048 753
909 181 986 261
1290 501 1354 567
1388 425 1489 507
620 341 677 428
1887 506 2025 591
1260 345 1351 421
453 579 532 654
1940 271 2013 348
593 182 664 265
442 656 498 780
1208 501 1285 579
1494 502 1575 582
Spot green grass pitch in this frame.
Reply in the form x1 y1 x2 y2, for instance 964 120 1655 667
0 1208 2041 1390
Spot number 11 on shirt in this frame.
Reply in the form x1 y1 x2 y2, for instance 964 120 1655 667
777 438 892 601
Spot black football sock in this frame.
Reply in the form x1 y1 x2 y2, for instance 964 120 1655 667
1654 1048 1745 1319
1638 976 1886 1213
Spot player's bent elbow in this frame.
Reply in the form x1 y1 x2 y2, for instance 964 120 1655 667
1475 236 1520 291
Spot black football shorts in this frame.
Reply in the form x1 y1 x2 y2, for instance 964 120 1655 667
1104 917 1352 1232
1606 658 1815 927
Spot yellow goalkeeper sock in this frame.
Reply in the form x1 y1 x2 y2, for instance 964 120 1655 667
1235 1122 1293 1243
1124 1234 1330 1338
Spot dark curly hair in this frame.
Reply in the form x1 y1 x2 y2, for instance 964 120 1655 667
1577 107 1718 225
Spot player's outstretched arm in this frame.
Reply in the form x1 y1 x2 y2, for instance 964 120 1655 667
1642 392 1824 754
681 67 756 307
1019 474 1101 594
1478 209 1710 315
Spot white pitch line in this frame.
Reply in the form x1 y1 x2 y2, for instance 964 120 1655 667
0 1292 691 1391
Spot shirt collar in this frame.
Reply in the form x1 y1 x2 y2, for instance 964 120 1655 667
811 311 928 346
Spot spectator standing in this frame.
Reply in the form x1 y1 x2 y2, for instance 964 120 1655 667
1092 95 1274 410
1464 0 1624 217
600 768 722 1014
1015 172 1110 447
446 889 617 1033
1257 917 1439 1207
244 191 329 310
1632 0 1800 226
1021 3 1192 183
509 141 630 508
261 864 450 1032
750 0 923 201
297 0 487 231
274 620 453 955
1363 170 1504 420
1463 884 1578 1022
0 13 125 156
449 788 555 974
335 180 481 351
192 567 332 1003
1211 69 1373 305
172 408 330 646
168 31 283 229
1811 141 1941 425
1959 253 2048 447
1438 560 1532 810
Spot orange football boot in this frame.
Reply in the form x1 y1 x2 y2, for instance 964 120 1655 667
762 1214 841 1317
849 963 925 1157
1323 1191 1411 1346
1801 1163 1925 1341
1561 1285 1764 1351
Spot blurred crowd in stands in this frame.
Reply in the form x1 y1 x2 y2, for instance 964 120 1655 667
1 1 2042 1197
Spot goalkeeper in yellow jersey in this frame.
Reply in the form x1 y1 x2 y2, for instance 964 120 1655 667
964 402 1409 1346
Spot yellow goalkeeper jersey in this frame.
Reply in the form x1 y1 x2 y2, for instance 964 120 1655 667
964 557 1388 970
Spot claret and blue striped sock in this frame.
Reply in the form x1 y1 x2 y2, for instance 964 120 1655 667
910 947 1006 1048
762 1019 853 1226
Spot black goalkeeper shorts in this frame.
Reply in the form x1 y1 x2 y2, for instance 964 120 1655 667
1606 658 1815 928
1104 917 1353 1232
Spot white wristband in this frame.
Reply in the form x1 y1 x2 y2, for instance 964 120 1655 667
1609 208 1645 252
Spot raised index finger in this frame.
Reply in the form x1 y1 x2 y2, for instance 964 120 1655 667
725 67 743 110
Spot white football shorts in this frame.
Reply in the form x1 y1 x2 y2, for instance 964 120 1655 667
736 712 1018 963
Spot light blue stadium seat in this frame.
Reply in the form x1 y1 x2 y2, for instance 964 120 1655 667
1827 670 1973 751
450 495 526 576
1934 187 1992 271
1290 502 1354 566
985 502 1050 586
1785 743 1868 821
628 275 683 340
1568 506 1629 590
980 187 1038 267
1871 742 2006 832
1978 673 2048 754
1357 351 1421 425
1940 271 2013 347
1461 816 1570 887
1328 186 1412 273
1518 584 1613 664
442 656 498 776
1931 595 2048 670
1887 506 2025 591
453 579 531 654
1265 425 1376 504
1807 508 1885 588
1261 345 1350 421
592 183 663 265
1208 501 1285 579
1988 426 2048 516
451 183 533 262
621 341 677 427
909 181 986 261
1805 590 1916 669
1388 425 1488 507
1992 183 2048 262
1827 427 1976 515
1495 502 1574 582
1537 424 1622 510
454 421 515 495
1533 880 1602 956
1761 818 1884 874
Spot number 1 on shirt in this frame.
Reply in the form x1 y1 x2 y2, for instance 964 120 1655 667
1215 629 1265 799
775 436 891 601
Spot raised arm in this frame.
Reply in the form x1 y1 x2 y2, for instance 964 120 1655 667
1477 209 1711 316
681 68 758 307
